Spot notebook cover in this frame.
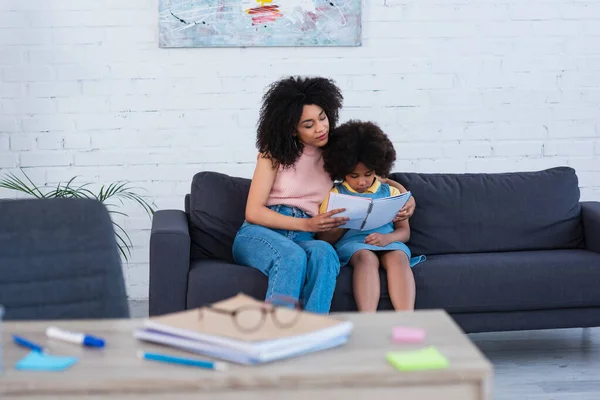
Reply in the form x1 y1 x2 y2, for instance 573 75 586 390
135 328 350 365
145 293 349 343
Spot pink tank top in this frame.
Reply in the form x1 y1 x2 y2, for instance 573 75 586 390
266 145 333 216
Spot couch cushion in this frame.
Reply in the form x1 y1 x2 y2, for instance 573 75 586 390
187 259 267 308
187 259 369 313
391 167 584 255
332 250 600 314
331 266 393 312
189 260 380 313
413 250 600 313
189 172 250 262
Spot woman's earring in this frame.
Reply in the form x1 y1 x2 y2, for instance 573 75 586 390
293 135 299 151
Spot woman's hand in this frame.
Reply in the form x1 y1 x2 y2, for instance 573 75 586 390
364 233 392 247
303 209 349 232
394 196 416 222
376 176 389 185
376 176 416 221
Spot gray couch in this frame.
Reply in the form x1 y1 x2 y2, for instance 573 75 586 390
149 167 600 333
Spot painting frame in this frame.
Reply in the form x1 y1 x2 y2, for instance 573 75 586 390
158 0 362 48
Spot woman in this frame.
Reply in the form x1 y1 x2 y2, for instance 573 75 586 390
232 76 415 313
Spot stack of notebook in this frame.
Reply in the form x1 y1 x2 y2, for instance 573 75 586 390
134 294 354 365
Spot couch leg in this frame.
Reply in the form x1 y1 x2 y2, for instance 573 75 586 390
581 327 593 346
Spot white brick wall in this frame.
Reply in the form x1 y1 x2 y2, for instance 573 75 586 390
1 0 600 299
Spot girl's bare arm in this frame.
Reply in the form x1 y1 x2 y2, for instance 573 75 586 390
386 219 411 243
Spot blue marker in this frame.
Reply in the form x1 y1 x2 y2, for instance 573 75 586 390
13 335 46 353
46 327 105 348
138 351 228 371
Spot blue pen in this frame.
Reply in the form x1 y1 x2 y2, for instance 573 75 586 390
13 335 46 353
138 351 228 371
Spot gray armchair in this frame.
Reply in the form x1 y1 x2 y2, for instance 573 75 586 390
0 198 130 320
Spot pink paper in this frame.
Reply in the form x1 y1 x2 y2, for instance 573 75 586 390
392 326 426 343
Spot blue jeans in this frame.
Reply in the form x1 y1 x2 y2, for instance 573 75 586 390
232 205 340 314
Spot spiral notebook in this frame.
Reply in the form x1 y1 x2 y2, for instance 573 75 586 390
134 294 353 365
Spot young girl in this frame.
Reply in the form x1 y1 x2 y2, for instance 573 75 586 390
232 77 416 314
319 120 426 312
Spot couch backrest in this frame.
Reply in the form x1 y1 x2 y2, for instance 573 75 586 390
391 166 584 255
189 171 250 262
189 167 585 262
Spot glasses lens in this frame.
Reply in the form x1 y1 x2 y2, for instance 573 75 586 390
273 306 300 327
235 307 264 331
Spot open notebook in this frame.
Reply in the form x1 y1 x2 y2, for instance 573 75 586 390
134 294 353 365
326 191 412 231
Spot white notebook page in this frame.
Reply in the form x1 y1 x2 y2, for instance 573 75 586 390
362 192 412 231
326 192 371 230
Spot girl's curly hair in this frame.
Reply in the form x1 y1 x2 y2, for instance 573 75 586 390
257 76 343 167
323 120 396 181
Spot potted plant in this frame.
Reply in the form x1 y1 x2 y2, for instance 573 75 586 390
0 170 155 261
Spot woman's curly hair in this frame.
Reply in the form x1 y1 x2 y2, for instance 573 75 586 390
323 120 396 181
257 76 343 167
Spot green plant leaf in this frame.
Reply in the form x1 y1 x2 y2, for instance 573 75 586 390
107 210 128 218
20 170 46 198
120 191 155 217
0 172 45 198
61 185 95 199
112 221 132 262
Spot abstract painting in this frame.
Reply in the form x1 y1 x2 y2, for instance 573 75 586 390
158 0 361 47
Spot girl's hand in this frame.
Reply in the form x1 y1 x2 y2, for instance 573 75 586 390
304 209 349 232
364 233 392 247
394 196 416 222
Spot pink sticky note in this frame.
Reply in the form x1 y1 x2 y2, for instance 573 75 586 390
392 326 426 343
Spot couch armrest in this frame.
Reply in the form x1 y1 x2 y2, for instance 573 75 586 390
149 210 191 316
582 202 600 254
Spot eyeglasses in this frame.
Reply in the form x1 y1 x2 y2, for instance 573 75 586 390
200 295 303 333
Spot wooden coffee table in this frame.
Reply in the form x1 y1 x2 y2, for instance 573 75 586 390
1 310 492 399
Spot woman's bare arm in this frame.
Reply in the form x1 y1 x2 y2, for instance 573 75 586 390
381 177 408 193
245 155 309 231
381 177 416 221
245 155 348 232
